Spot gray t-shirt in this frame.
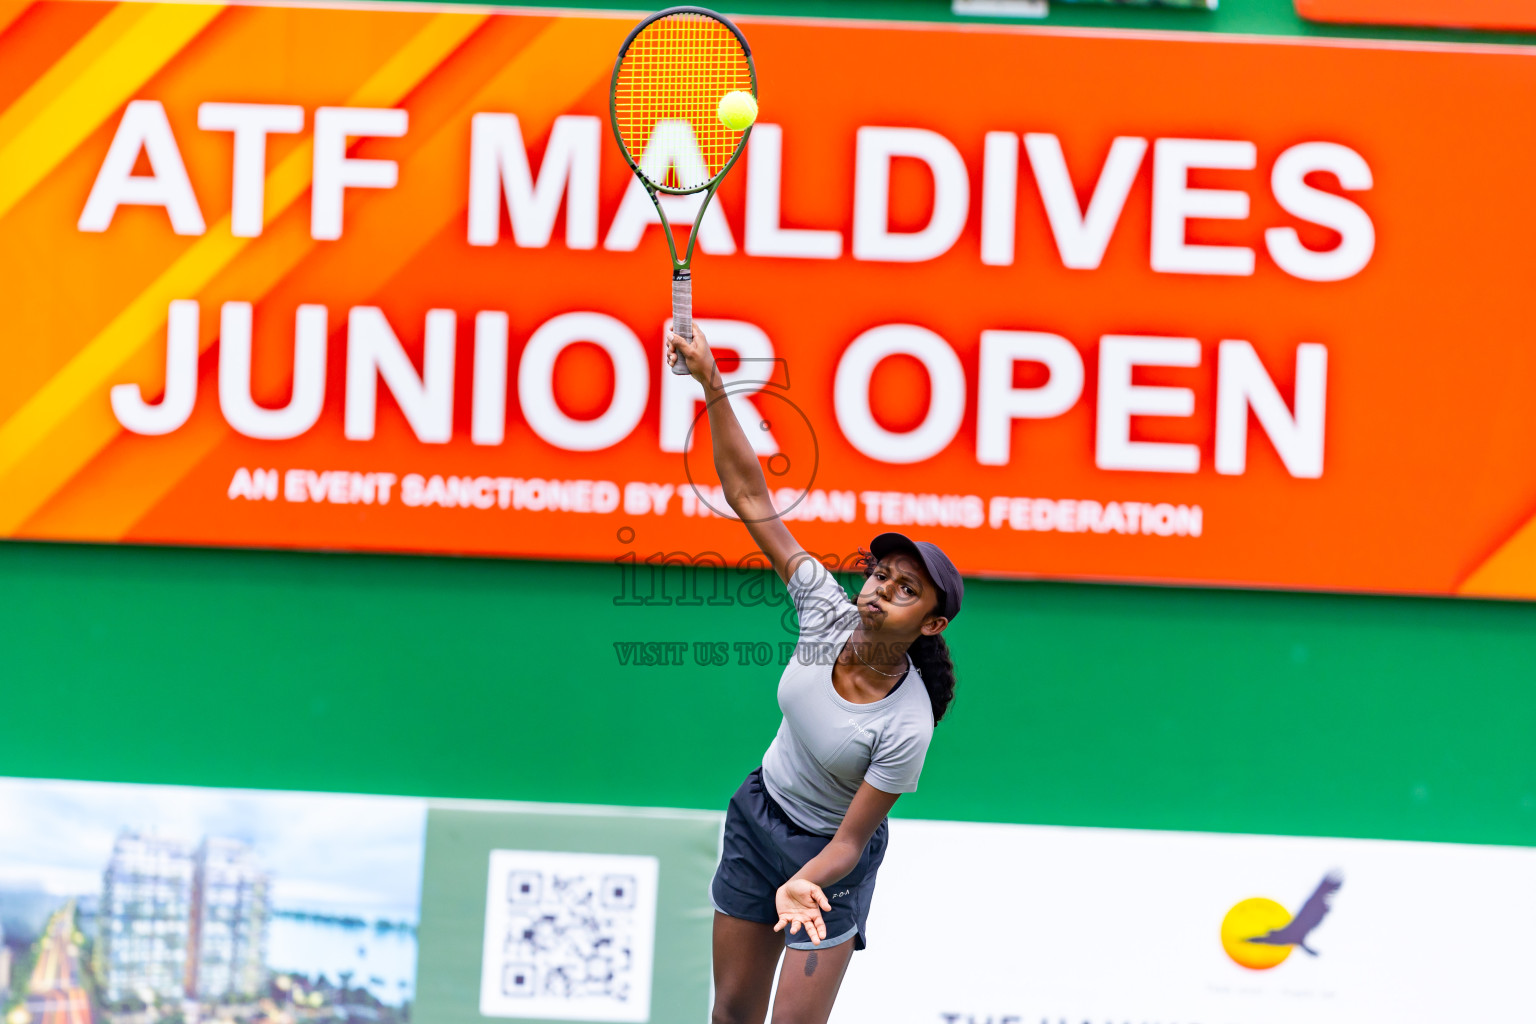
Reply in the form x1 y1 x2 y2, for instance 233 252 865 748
759 557 935 836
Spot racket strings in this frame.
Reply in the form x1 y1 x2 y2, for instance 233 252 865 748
615 12 752 190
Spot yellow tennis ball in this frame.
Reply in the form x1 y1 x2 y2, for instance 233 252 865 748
718 90 758 131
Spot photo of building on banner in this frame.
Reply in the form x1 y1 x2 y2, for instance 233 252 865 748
0 780 425 1024
0 779 724 1024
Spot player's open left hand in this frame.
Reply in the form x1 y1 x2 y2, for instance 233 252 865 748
773 877 831 945
665 323 721 390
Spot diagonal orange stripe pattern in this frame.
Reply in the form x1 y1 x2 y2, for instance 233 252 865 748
0 7 490 533
0 2 223 222
40 15 627 540
1458 522 1536 599
0 1 35 38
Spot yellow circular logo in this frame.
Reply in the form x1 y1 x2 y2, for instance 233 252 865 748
1220 897 1294 970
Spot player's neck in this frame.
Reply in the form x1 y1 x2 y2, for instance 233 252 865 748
841 628 910 679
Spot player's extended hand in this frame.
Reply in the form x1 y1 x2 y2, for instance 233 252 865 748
665 323 722 390
773 877 831 945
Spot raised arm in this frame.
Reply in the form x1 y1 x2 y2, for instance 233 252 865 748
667 324 806 583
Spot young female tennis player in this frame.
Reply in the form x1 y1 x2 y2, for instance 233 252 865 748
666 325 963 1024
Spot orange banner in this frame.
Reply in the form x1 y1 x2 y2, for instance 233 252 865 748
4 1 1536 598
1295 0 1536 32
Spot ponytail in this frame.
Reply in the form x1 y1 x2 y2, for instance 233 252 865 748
910 632 956 724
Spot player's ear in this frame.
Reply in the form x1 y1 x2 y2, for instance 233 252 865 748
921 615 949 636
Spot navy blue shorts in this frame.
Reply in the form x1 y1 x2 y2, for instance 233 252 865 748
710 768 888 951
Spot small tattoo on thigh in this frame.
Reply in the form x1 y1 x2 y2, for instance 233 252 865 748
803 950 818 976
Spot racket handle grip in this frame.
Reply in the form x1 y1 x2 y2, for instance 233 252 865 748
670 267 692 376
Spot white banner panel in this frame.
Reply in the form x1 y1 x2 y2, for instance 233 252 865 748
835 820 1536 1023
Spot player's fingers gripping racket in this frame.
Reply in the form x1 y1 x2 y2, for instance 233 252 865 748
610 6 757 375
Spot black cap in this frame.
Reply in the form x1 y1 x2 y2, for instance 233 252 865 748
869 532 963 622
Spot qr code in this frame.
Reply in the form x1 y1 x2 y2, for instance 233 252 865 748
478 850 660 1023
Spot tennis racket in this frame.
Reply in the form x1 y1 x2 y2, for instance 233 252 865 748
610 6 757 375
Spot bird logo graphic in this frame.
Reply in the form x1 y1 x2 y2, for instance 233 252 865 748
1220 871 1343 970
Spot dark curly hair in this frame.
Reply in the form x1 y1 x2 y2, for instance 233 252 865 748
858 548 957 724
